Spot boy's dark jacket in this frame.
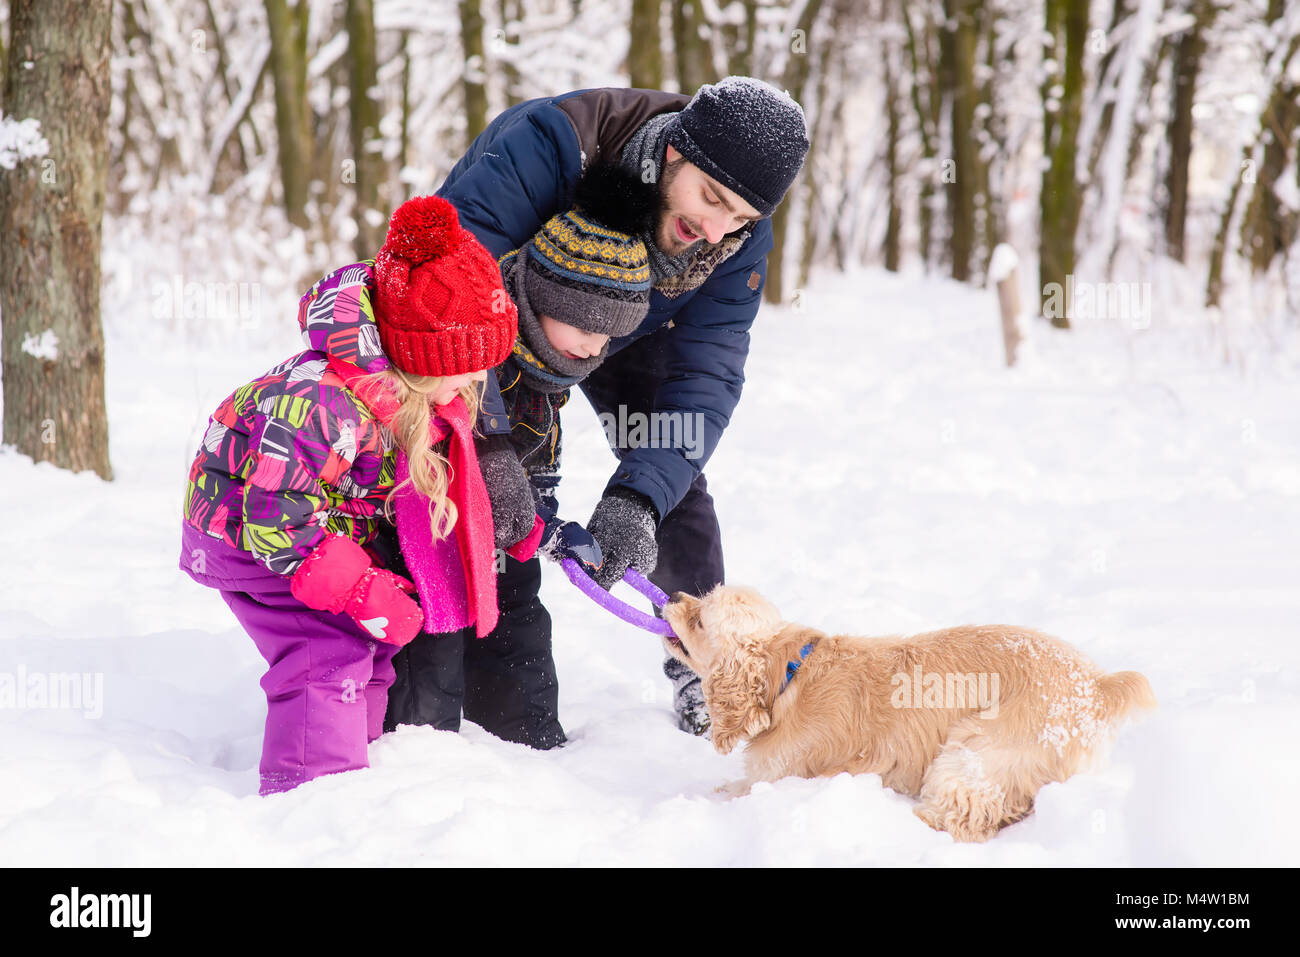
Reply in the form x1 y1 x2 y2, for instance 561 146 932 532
442 87 774 525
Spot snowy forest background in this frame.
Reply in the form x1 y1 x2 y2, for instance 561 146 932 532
3 0 1300 474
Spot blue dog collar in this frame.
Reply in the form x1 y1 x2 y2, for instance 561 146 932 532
780 642 817 694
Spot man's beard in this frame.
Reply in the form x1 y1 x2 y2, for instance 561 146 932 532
655 157 702 256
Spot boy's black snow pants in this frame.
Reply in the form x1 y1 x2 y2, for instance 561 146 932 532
383 553 566 750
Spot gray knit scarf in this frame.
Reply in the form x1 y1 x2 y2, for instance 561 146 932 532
618 112 695 284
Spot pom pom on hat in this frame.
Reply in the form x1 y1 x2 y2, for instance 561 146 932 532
372 195 517 377
380 195 464 265
571 164 659 237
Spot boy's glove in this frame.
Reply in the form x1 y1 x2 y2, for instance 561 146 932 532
585 487 659 590
289 535 423 646
536 500 603 575
476 433 538 551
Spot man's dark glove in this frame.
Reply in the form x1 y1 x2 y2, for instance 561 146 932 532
475 434 537 551
536 500 603 575
585 487 659 590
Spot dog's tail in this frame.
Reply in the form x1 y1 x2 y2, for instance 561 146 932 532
1098 670 1157 721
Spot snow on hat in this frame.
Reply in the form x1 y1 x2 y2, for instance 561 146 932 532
666 76 810 217
523 164 659 338
373 196 518 377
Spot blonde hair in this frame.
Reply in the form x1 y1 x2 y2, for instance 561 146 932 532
355 367 484 542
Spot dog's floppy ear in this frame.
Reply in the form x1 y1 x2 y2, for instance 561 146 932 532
704 637 773 755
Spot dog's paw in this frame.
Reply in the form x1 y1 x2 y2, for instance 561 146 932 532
914 803 1000 842
715 779 753 799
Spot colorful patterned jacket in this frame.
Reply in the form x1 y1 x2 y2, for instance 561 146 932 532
183 261 408 577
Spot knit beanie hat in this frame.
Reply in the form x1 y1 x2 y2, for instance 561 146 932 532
522 164 659 339
373 196 517 377
665 75 810 217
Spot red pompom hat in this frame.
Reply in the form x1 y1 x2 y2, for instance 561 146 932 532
373 196 518 377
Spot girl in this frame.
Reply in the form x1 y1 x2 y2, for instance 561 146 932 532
179 196 542 795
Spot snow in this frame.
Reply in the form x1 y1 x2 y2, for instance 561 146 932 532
20 330 59 361
1274 170 1300 213
0 114 49 170
987 243 1019 282
2 265 1299 866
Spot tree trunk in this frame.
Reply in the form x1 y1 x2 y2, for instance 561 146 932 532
346 0 384 258
459 0 488 148
883 42 902 272
629 0 663 89
941 0 979 282
1083 0 1129 179
203 0 256 185
977 1 1004 268
1205 167 1246 308
800 2 848 289
1205 4 1299 304
764 0 824 306
399 30 412 176
1038 0 1088 328
1164 0 1212 262
499 0 523 107
1239 46 1300 273
264 0 311 228
0 0 114 478
672 0 711 93
901 0 939 271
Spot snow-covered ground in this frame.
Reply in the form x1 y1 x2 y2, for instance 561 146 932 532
3 265 1298 866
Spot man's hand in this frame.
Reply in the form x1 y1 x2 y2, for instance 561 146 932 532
585 488 659 590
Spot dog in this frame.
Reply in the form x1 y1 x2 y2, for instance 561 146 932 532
662 585 1156 842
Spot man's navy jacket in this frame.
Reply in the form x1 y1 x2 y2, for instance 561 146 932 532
437 87 774 524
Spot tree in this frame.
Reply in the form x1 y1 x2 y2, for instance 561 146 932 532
459 0 488 148
0 0 114 478
1237 0 1299 275
764 0 824 306
1206 1 1300 306
264 0 312 228
901 0 942 271
346 0 384 259
940 0 980 282
1164 0 1215 262
1039 0 1089 328
672 0 713 93
629 0 664 90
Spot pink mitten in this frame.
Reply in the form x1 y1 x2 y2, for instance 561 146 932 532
343 567 423 646
290 536 423 647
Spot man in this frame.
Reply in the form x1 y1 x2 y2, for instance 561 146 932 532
435 78 809 742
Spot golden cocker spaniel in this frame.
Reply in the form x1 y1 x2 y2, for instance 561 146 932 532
662 585 1155 842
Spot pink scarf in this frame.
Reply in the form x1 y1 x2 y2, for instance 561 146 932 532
328 357 500 638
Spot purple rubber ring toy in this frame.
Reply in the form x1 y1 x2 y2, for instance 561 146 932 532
560 558 676 637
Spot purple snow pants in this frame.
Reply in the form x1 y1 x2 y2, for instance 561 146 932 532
181 524 397 795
